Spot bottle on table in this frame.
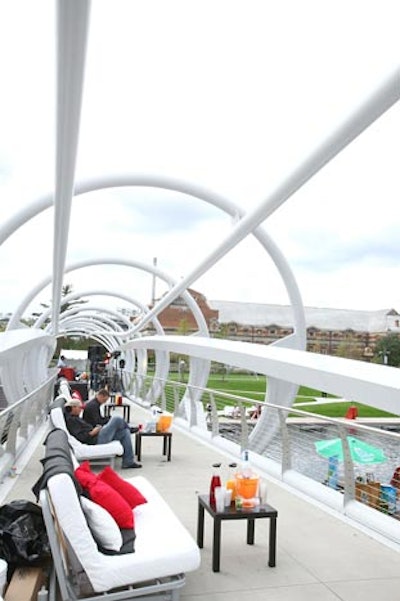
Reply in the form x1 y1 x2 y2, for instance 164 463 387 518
226 462 238 502
209 462 222 507
241 449 252 478
236 450 259 503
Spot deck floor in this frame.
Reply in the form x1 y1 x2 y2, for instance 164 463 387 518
2 406 400 601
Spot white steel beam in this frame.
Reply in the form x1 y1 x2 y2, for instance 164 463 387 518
52 0 90 332
125 335 400 415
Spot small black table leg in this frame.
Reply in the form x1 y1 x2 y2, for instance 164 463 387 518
167 435 171 461
135 435 142 462
268 516 277 567
212 517 222 572
247 518 255 544
197 502 205 548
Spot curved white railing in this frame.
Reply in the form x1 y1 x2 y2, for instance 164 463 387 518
128 372 400 547
0 376 56 480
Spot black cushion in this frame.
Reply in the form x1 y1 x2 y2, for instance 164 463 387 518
98 528 136 555
49 395 68 412
32 428 81 500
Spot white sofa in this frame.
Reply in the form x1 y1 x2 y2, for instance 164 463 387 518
50 399 123 465
38 430 201 601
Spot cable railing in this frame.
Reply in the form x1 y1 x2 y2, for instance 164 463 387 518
127 373 400 539
0 375 56 481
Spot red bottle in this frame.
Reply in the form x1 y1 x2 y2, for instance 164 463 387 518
209 462 222 507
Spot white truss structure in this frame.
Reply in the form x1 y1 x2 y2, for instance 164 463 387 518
0 0 399 545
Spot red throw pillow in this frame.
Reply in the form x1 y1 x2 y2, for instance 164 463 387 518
75 463 134 529
75 461 97 488
98 466 147 509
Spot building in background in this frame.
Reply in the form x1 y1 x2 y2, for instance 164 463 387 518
149 290 400 361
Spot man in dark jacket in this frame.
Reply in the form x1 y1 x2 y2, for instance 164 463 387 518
63 398 141 469
83 389 138 433
83 389 110 426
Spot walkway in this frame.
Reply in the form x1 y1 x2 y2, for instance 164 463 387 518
2 406 400 601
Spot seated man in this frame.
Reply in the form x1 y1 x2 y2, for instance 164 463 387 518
83 388 138 433
63 398 142 469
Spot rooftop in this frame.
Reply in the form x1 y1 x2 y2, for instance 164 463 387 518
210 300 399 332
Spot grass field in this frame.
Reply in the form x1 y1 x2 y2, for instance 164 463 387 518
202 373 396 418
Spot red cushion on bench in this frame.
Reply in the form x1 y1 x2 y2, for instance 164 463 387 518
98 466 147 509
75 462 134 529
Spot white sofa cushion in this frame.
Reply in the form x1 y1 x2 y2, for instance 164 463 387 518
80 496 123 552
48 473 200 592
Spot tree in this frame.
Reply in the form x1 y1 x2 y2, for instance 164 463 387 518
375 333 400 367
335 330 360 360
177 317 190 336
212 322 229 340
60 284 87 313
31 283 87 325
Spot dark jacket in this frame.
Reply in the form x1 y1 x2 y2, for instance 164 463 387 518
32 428 82 500
83 398 109 427
64 410 97 445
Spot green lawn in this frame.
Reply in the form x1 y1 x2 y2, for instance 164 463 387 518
206 373 334 402
293 401 395 418
204 373 396 418
164 372 396 418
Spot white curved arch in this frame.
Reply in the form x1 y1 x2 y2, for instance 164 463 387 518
9 260 209 409
53 303 131 325
1 174 306 346
3 175 308 424
0 329 56 405
39 289 169 399
57 306 131 334
57 308 131 374
8 258 209 334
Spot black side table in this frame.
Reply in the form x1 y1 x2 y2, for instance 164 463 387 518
135 431 172 462
197 494 277 572
104 402 131 423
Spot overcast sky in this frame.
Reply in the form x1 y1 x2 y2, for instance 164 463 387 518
1 0 399 319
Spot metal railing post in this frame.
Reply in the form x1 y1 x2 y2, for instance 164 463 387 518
238 401 249 453
208 392 219 438
279 408 292 474
338 424 356 505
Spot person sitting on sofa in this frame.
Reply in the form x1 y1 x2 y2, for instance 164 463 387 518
83 388 138 434
63 398 142 469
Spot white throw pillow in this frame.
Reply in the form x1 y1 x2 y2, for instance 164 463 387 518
81 496 123 552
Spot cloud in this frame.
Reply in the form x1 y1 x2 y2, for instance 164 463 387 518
113 189 223 233
1 0 400 317
284 225 400 273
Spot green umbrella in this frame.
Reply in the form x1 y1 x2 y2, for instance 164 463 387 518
314 436 387 464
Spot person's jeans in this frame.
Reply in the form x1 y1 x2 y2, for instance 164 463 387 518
97 415 134 466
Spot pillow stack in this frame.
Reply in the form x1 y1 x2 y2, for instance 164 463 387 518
75 461 147 553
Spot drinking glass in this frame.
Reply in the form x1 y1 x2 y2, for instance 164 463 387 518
214 486 225 512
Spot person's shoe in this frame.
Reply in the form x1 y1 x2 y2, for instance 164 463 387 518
121 462 142 469
129 426 139 434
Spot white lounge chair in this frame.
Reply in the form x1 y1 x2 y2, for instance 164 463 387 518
50 399 123 467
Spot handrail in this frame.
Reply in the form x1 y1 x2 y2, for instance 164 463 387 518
126 372 400 545
0 375 56 480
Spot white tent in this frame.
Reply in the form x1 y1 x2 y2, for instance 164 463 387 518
60 349 88 371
